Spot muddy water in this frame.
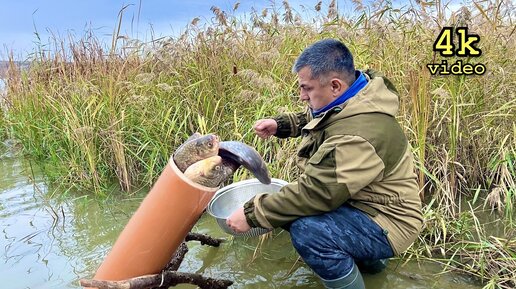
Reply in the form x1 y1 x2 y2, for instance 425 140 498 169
0 141 483 289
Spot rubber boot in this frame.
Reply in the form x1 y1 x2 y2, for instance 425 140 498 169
321 263 365 289
356 258 389 274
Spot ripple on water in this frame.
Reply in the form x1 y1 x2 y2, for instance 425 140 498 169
0 185 49 218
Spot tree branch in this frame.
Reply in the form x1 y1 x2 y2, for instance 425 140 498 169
185 232 224 247
80 271 233 289
164 242 188 272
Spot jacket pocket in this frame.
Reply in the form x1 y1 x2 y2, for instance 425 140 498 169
307 146 334 166
297 135 315 159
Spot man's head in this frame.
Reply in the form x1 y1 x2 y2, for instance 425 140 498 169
292 39 356 111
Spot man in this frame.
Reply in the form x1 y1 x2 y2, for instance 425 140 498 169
226 39 423 289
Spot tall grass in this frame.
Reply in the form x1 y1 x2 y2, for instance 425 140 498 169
0 91 5 140
0 71 7 140
2 0 515 286
0 112 5 141
407 200 516 289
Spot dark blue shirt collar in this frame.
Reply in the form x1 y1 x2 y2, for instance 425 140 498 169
312 70 368 117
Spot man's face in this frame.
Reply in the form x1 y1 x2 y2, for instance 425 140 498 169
297 66 335 111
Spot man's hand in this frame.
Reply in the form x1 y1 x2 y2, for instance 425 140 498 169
226 207 251 233
253 119 278 139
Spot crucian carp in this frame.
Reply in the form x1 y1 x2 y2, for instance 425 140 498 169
175 132 271 187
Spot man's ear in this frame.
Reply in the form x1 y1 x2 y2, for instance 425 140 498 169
330 78 347 97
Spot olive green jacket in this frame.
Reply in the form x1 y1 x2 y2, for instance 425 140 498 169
244 70 423 255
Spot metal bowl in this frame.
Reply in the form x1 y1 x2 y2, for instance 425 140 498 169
207 178 288 237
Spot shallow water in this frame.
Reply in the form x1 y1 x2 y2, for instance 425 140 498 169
0 140 483 289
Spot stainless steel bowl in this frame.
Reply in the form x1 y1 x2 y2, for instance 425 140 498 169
207 178 288 237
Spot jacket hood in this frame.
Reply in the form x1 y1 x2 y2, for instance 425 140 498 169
340 74 400 118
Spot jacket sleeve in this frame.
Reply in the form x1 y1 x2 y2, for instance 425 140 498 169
273 110 311 138
244 135 385 229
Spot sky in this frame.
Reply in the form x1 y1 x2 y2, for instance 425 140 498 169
0 0 324 61
0 0 465 61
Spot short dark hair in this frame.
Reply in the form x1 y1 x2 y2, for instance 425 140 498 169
292 39 355 85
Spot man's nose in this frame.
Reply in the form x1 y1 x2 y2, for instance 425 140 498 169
299 91 308 101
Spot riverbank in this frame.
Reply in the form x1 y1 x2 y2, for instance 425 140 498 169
1 0 514 287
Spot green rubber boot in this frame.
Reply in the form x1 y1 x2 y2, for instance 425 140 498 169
321 263 365 289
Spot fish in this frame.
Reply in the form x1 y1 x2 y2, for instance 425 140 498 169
174 133 270 185
173 134 220 172
218 141 271 184
185 132 202 143
183 156 235 187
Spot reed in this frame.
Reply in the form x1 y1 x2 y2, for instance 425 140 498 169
0 115 4 141
405 201 516 289
2 0 515 286
0 95 5 139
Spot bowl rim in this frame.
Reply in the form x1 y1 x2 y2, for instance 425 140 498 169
206 178 288 218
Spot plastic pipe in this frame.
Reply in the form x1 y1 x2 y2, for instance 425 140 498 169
89 156 218 285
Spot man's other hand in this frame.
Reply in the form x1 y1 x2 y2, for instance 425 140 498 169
254 119 277 139
226 207 251 233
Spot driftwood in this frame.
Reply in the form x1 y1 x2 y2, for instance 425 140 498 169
80 232 232 289
80 271 233 289
164 242 189 272
185 232 223 247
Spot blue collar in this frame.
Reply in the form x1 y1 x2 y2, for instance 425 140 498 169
312 71 368 117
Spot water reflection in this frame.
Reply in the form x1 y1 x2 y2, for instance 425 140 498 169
0 140 484 289
0 140 140 288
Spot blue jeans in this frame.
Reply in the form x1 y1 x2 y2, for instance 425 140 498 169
289 204 394 280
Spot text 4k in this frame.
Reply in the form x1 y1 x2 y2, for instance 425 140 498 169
427 27 485 76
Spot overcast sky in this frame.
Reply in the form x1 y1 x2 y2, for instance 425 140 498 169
0 0 465 61
0 0 330 60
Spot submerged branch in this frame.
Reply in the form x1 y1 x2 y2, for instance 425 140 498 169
164 242 188 272
80 271 233 289
185 232 224 246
